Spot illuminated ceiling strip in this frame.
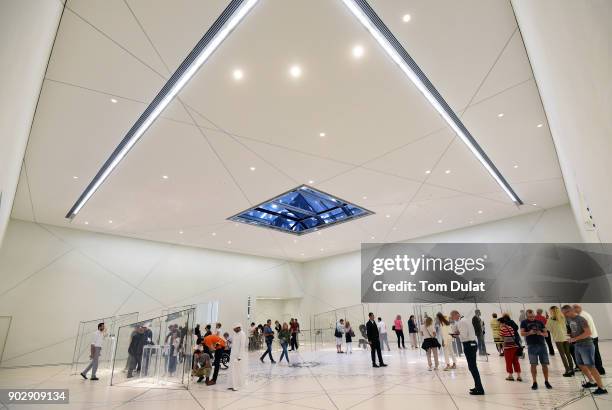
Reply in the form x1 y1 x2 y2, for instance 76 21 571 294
65 0 259 218
342 0 523 205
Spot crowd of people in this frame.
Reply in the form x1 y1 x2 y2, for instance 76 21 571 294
78 306 607 397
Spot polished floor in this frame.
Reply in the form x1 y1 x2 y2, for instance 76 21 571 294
0 342 611 409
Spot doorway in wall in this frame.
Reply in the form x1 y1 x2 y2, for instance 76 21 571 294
252 297 302 326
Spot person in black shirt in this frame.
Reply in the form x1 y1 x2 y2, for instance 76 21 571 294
520 309 551 390
366 312 386 368
408 315 418 349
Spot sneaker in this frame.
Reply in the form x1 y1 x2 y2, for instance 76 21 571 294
593 388 608 395
545 381 552 389
80 373 87 380
90 377 99 381
531 382 538 390
582 381 597 389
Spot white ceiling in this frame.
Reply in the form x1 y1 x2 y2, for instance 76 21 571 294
11 0 567 261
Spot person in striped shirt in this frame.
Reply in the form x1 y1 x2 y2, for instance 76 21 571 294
499 314 522 382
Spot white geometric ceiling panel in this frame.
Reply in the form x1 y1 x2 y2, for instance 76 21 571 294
11 0 567 261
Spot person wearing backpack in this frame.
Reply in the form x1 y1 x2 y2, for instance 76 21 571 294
335 319 345 353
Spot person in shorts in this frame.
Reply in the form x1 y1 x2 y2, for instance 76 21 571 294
520 309 552 390
562 305 607 395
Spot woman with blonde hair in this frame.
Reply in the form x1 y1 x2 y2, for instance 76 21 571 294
546 305 574 376
436 312 456 370
421 316 440 370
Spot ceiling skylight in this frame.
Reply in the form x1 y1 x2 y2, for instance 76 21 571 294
229 185 373 235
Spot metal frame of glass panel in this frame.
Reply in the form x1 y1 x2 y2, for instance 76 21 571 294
228 185 373 235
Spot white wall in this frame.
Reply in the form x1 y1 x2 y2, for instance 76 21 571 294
298 205 612 340
0 0 63 247
0 219 303 367
511 0 612 243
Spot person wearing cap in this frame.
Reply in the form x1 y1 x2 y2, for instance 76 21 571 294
228 323 247 391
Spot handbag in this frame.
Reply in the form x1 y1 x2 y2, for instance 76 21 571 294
334 328 342 338
391 325 395 331
421 327 441 350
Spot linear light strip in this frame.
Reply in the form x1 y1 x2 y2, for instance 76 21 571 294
65 0 259 218
342 0 523 205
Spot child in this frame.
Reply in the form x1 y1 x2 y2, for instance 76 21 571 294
192 350 212 383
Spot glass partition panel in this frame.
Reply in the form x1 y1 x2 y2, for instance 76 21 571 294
70 312 138 376
313 304 366 351
110 308 195 389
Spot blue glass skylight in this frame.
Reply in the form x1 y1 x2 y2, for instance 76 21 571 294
228 185 373 235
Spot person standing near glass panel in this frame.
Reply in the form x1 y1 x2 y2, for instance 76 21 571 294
80 322 105 381
451 310 484 395
407 315 418 349
472 310 487 356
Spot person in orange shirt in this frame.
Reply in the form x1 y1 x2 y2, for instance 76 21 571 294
203 334 226 385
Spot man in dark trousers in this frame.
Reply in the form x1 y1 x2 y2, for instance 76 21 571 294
366 312 387 368
127 325 146 378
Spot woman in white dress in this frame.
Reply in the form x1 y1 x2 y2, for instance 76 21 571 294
436 312 457 370
228 323 248 391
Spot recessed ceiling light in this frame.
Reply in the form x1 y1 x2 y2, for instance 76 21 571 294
64 0 260 219
445 169 451 174
212 232 216 236
392 227 397 231
385 214 391 218
497 113 505 118
469 220 474 224
537 123 543 128
352 44 365 58
425 170 431 174
249 166 256 171
477 210 483 214
232 68 244 80
320 248 324 251
317 231 322 235
370 236 375 240
437 219 443 223
308 180 314 184
532 203 538 206
289 65 302 78
108 220 113 224
110 98 118 103
362 196 367 200
402 14 411 22
227 240 232 244
162 175 169 180
319 132 326 137
73 176 79 180
179 230 184 234
293 239 298 243
84 221 89 225
513 164 519 169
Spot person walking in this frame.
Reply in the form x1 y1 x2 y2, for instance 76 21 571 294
260 319 276 363
393 315 405 349
573 304 605 375
535 309 555 356
490 313 503 356
562 305 607 395
472 310 488 356
278 322 291 364
366 313 387 368
451 310 484 395
520 309 552 390
547 306 574 377
436 313 456 370
377 317 390 351
345 321 354 354
499 315 522 382
407 315 418 349
80 322 105 381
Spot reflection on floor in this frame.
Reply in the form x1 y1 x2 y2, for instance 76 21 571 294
1 342 611 409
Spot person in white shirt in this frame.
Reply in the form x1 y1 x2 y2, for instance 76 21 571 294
377 317 390 351
80 322 105 381
214 322 223 336
228 323 247 391
450 310 484 395
573 305 605 375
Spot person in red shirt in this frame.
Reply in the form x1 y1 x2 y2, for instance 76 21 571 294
536 309 556 356
499 315 522 381
203 334 226 385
